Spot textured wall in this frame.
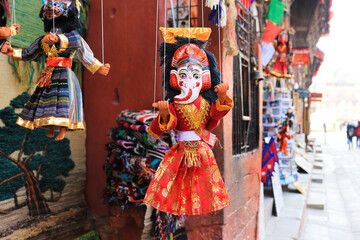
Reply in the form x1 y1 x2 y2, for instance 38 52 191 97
0 54 87 240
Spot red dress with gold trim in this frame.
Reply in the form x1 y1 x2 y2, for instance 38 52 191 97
144 95 233 215
270 43 292 78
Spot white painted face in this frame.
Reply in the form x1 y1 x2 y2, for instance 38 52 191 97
172 63 203 104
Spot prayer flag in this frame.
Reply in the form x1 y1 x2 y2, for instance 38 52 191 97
266 0 286 25
262 19 283 44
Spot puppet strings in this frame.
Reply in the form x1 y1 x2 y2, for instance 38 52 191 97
52 1 56 34
9 0 16 44
153 0 159 111
188 0 190 43
163 0 167 100
218 3 223 83
101 0 105 63
201 0 204 27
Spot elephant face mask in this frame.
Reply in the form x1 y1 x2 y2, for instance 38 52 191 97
170 44 211 104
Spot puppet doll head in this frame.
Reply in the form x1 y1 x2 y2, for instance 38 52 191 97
277 30 289 44
169 44 211 104
39 0 81 33
159 28 221 104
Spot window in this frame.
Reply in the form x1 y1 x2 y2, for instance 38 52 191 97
232 1 259 155
166 0 198 27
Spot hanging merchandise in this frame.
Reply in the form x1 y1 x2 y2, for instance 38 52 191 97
261 137 279 185
206 0 227 27
269 30 293 78
103 110 187 239
143 27 233 216
0 0 110 141
262 0 285 44
276 119 293 155
222 0 239 56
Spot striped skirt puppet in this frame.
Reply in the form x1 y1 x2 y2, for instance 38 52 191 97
144 28 233 215
0 0 110 140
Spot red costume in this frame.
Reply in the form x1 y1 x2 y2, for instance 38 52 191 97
277 124 292 154
270 31 292 78
144 28 233 215
145 95 232 215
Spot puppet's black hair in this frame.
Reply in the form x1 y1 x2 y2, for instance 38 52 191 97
39 1 81 33
159 37 221 103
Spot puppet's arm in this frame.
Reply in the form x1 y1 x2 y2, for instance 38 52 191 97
1 36 43 61
148 101 177 139
205 83 233 131
76 36 110 75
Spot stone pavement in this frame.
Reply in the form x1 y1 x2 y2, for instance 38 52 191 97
300 132 360 240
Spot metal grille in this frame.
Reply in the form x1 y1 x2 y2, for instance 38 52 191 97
166 0 198 27
232 1 259 155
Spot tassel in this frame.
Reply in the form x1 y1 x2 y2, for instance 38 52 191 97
36 66 55 88
183 148 201 168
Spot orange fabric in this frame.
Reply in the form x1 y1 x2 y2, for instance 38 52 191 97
160 27 211 44
144 141 230 215
46 57 72 68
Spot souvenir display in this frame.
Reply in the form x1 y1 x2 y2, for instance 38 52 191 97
0 0 110 141
144 28 233 215
103 110 187 239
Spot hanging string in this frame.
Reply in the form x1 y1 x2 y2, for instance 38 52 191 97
188 0 190 43
9 0 15 44
101 0 105 63
201 0 204 27
163 0 167 100
218 2 223 83
52 0 55 33
153 0 159 111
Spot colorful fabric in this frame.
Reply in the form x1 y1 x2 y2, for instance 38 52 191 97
266 0 286 25
144 141 230 215
145 95 233 215
262 20 283 44
117 110 158 125
159 27 211 44
16 30 101 130
261 137 279 185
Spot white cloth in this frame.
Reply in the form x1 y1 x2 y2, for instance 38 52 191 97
177 130 201 141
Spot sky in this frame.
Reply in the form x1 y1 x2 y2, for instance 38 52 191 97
314 0 360 80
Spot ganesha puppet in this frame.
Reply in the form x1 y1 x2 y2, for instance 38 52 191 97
144 28 233 215
1 0 110 140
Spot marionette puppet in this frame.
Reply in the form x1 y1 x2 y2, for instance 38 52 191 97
270 30 293 78
276 118 293 155
1 0 110 140
144 28 233 215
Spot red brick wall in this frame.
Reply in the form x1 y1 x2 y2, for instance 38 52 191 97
83 1 262 239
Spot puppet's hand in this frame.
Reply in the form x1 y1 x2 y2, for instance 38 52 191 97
1 42 14 56
12 24 20 33
152 101 170 124
215 82 229 103
97 63 110 76
43 33 59 44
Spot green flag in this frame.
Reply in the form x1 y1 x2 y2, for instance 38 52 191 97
266 0 286 26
